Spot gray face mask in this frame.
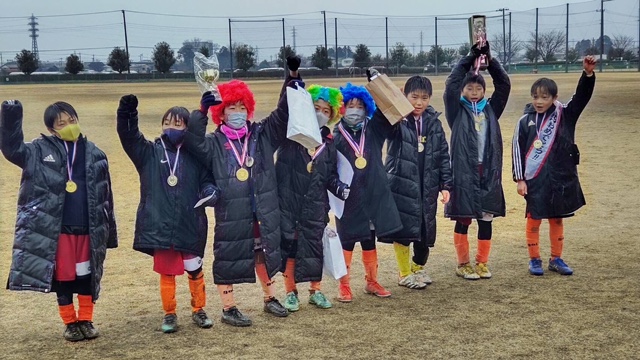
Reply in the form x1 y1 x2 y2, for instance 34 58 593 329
226 112 247 129
316 112 330 128
343 108 366 127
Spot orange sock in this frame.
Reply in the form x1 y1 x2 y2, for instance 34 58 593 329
255 257 275 301
58 303 77 325
77 294 94 322
217 285 235 310
188 271 206 313
526 217 542 259
283 258 297 293
361 249 379 284
160 274 177 315
549 218 564 259
340 250 353 285
309 281 321 294
476 240 492 264
453 232 470 265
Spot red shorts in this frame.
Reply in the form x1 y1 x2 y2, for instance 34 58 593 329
153 248 202 276
55 234 91 282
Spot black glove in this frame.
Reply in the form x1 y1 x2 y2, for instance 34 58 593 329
286 55 301 72
366 67 380 82
195 184 220 208
338 184 350 200
471 41 491 61
200 91 221 114
118 94 138 113
1 100 23 115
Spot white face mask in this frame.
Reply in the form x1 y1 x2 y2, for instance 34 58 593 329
316 112 329 128
343 108 366 126
226 112 247 129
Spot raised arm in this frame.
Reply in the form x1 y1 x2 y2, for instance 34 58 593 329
486 57 511 120
563 56 596 123
0 100 33 169
116 95 154 170
278 55 303 100
184 107 216 171
443 55 475 127
262 88 290 150
368 108 397 148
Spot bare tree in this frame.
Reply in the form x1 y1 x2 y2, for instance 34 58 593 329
528 30 565 63
490 34 524 64
609 34 635 60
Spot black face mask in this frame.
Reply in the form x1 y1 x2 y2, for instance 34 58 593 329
163 128 186 146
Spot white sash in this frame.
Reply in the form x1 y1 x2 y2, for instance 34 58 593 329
524 101 562 180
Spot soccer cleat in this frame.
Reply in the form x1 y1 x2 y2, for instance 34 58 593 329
529 258 544 276
192 309 213 329
337 283 353 303
364 281 392 298
77 321 99 340
221 307 252 327
548 257 573 275
161 313 178 333
308 291 332 309
456 263 480 280
413 269 433 285
283 292 300 312
263 297 289 317
398 273 427 289
63 322 85 342
475 263 492 279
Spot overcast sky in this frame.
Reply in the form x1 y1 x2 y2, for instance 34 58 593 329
1 0 638 63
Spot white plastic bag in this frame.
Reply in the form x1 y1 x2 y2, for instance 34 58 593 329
286 85 322 149
322 226 347 280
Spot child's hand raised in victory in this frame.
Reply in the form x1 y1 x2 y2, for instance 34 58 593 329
517 180 528 197
583 56 596 76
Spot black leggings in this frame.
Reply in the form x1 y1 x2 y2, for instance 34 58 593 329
55 277 91 306
454 219 492 240
342 230 377 251
412 221 430 266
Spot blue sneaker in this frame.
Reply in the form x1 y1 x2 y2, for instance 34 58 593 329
528 258 544 276
548 257 573 275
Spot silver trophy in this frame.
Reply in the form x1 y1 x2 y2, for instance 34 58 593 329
194 52 222 101
468 15 488 73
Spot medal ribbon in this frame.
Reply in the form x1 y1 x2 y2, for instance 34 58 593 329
338 119 367 157
226 127 250 168
415 117 422 145
160 138 181 179
524 100 563 180
310 143 328 162
63 141 77 182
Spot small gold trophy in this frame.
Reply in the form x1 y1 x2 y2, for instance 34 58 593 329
194 52 222 102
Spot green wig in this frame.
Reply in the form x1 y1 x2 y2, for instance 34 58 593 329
307 84 344 125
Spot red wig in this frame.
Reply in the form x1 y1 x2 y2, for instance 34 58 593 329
209 80 256 125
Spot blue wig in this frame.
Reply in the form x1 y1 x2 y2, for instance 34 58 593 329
340 83 375 118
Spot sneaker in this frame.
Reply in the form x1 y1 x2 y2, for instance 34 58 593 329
548 257 573 275
221 307 252 327
475 263 492 279
364 282 392 298
398 273 427 289
77 321 99 340
413 269 433 285
309 291 332 309
337 283 353 303
161 313 178 333
192 309 213 329
263 297 289 317
284 292 300 312
456 263 480 280
63 322 85 342
529 258 544 276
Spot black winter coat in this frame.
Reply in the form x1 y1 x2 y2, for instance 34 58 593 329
379 106 453 247
183 95 289 285
117 108 214 258
277 127 348 283
0 102 117 301
512 71 595 219
333 109 402 243
443 55 511 219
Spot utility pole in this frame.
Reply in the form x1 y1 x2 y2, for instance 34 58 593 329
565 3 569 73
29 14 39 60
508 12 512 72
292 26 297 51
121 10 130 74
435 17 438 76
385 17 389 70
335 18 338 77
497 8 508 64
638 0 639 71
322 11 328 52
535 8 539 71
420 31 423 53
598 0 613 72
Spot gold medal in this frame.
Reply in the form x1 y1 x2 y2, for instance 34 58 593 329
355 156 367 169
307 148 316 157
245 156 254 168
474 122 481 131
418 143 425 153
306 161 313 173
533 139 543 149
478 113 486 121
236 168 249 182
66 180 77 193
167 175 178 187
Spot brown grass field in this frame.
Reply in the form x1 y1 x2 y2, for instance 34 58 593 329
1 72 639 359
